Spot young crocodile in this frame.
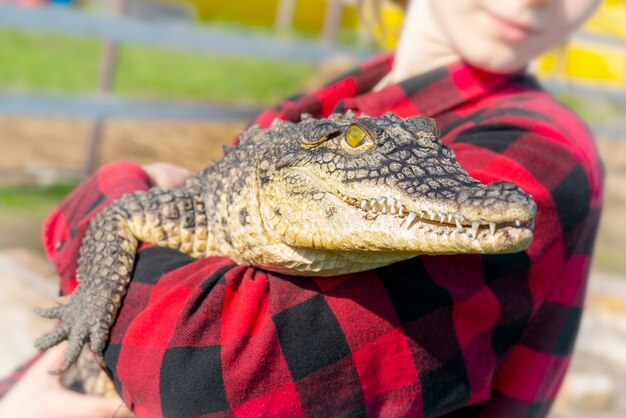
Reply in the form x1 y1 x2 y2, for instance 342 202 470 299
35 112 536 375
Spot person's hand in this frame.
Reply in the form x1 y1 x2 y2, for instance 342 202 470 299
0 342 134 418
142 162 192 189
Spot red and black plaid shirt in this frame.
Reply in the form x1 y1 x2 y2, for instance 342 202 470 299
3 53 604 417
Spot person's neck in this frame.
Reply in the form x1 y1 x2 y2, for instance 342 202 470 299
386 0 460 86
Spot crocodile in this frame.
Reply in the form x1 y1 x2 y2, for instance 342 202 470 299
35 112 536 377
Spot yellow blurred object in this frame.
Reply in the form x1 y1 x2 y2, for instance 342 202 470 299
536 0 626 87
537 43 626 86
584 0 626 39
188 0 278 25
186 0 359 34
370 0 405 49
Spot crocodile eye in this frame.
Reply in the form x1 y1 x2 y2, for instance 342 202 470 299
341 123 376 156
346 124 367 148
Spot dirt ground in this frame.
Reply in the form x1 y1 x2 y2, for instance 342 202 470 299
0 115 245 178
1 115 626 416
0 115 245 253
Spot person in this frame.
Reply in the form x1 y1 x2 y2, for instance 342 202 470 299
1 0 604 416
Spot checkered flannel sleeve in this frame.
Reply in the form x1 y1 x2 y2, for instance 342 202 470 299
0 161 151 400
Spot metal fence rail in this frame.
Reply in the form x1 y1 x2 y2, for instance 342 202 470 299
0 2 363 172
0 91 261 121
0 3 370 62
0 3 368 126
0 3 625 143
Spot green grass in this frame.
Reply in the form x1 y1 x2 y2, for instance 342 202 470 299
0 183 75 218
115 44 314 104
0 28 103 93
594 245 626 278
0 27 316 105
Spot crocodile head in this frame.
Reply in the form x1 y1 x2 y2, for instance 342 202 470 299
252 112 536 274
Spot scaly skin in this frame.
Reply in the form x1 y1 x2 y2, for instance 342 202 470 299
35 112 536 375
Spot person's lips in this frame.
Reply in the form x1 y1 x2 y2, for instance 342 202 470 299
486 11 538 42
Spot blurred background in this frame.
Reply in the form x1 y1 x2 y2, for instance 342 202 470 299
0 0 624 416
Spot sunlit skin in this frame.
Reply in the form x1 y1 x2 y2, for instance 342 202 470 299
390 0 601 82
0 343 132 418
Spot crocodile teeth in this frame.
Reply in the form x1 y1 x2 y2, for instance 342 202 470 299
455 217 465 233
405 211 418 228
389 198 398 215
471 222 480 238
390 201 397 215
343 195 510 240
369 198 378 213
380 197 387 214
515 219 521 227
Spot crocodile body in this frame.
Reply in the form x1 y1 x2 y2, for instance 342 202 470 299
35 112 536 377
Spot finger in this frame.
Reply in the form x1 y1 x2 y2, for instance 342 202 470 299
142 162 192 188
27 341 69 376
45 391 133 418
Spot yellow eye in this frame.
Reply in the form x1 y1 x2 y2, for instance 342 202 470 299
346 124 368 148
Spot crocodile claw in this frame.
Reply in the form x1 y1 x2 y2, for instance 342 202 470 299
34 304 66 320
34 287 110 374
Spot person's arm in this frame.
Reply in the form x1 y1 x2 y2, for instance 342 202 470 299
42 161 153 295
0 161 154 416
41 160 430 416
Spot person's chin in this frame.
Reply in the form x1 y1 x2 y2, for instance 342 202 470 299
463 44 529 74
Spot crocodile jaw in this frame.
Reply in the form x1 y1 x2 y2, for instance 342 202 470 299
262 190 533 253
258 168 535 262
252 190 533 275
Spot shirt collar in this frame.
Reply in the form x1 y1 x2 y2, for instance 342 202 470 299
335 54 521 118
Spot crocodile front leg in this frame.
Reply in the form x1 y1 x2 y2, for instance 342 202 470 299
35 188 209 373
